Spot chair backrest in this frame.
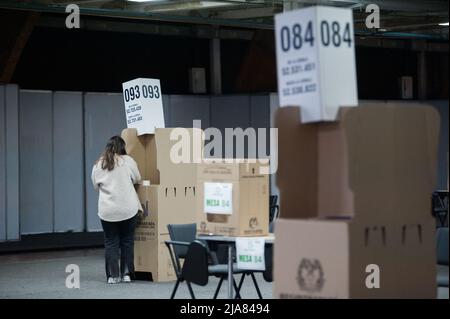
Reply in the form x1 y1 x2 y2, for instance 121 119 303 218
269 195 279 223
181 240 209 286
270 195 278 207
167 223 197 259
262 244 273 282
437 227 449 265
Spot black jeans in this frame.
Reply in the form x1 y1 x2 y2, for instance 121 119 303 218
101 215 137 279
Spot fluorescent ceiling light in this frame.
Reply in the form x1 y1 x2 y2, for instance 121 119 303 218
439 22 449 26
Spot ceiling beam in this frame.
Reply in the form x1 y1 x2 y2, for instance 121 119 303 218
37 14 256 39
215 6 276 19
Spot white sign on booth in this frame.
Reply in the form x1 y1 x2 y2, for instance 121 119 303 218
236 237 266 271
275 6 358 123
122 78 165 135
203 182 233 215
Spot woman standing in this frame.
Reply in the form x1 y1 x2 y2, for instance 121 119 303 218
92 136 142 284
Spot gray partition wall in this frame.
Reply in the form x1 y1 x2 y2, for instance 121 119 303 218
168 95 210 129
3 90 447 240
53 92 84 232
19 90 85 235
250 95 271 159
0 85 20 241
84 93 126 232
2 90 274 240
20 91 54 234
5 85 20 240
210 96 252 158
0 86 6 241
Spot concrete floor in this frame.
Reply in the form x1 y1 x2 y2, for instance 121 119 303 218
0 249 273 299
0 249 447 299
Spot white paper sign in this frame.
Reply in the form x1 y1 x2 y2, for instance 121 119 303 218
236 237 265 271
203 182 233 215
275 6 358 123
122 78 165 135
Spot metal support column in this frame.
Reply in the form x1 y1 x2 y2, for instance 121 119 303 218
210 37 222 94
417 50 427 100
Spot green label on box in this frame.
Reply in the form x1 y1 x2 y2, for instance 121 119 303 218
204 182 233 214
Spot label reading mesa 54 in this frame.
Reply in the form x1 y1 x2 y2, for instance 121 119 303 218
203 182 233 214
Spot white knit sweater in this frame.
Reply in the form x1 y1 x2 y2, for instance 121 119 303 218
91 155 142 222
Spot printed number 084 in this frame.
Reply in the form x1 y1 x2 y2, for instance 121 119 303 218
280 20 352 52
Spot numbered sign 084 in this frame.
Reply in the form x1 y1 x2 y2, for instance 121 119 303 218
275 6 358 123
122 78 165 135
279 20 352 52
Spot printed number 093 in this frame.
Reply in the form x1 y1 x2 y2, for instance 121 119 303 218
124 85 160 102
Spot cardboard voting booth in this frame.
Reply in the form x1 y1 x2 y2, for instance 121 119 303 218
273 104 440 298
122 127 202 281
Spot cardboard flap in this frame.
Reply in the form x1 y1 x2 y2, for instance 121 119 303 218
345 104 439 222
155 127 203 185
198 159 268 181
275 106 354 219
275 106 319 219
121 128 159 184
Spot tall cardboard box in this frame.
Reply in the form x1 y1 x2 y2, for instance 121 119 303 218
196 159 269 237
274 104 440 298
134 184 196 281
122 127 201 281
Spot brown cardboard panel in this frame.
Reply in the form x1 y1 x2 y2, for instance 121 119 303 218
275 104 440 221
156 234 177 282
274 103 440 298
134 186 158 274
156 128 203 185
274 218 437 298
158 184 197 234
200 158 267 179
198 159 241 181
122 127 203 186
317 119 354 218
274 107 319 219
121 128 159 184
134 184 195 282
347 221 436 298
274 218 350 299
345 105 440 223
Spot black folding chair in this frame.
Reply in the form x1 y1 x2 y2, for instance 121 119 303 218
269 195 280 223
432 191 449 227
165 223 244 299
269 195 280 233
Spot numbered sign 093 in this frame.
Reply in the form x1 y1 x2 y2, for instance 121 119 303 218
122 78 165 135
275 6 358 123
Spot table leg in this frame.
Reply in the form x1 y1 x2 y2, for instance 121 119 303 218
228 244 233 299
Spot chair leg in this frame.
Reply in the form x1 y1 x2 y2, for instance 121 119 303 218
213 277 224 299
233 277 242 299
238 273 246 291
186 281 196 299
250 273 263 299
170 279 180 299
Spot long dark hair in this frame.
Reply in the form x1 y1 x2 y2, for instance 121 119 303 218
100 136 127 171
